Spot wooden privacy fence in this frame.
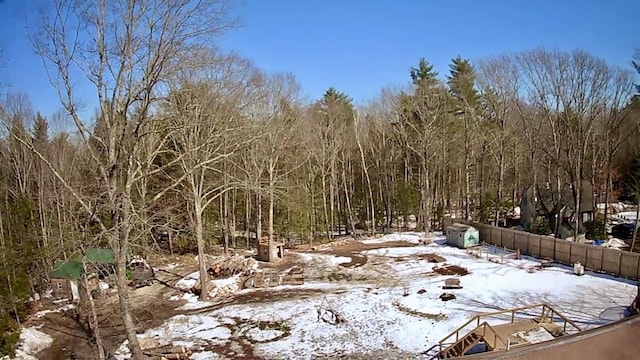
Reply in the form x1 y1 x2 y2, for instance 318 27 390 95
442 218 640 280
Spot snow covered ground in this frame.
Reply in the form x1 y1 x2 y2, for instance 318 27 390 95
13 326 53 360
112 232 637 359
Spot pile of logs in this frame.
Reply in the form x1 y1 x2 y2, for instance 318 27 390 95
206 255 257 279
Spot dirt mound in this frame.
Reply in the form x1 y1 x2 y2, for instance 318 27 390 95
419 253 446 263
433 264 469 276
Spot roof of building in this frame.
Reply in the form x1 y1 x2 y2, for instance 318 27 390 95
50 248 114 279
447 223 476 232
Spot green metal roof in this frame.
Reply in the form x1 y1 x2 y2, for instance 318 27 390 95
50 248 115 279
80 248 115 264
50 260 83 279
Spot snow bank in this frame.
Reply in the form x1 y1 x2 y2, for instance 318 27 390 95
298 253 350 267
14 326 53 360
176 271 199 290
613 211 638 223
360 232 424 245
33 303 75 319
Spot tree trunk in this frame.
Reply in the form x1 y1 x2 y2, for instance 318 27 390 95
82 265 105 360
631 196 640 252
194 198 208 300
495 149 505 227
268 179 275 259
256 191 262 246
245 191 251 249
114 246 142 359
321 172 330 241
341 166 357 238
603 157 612 236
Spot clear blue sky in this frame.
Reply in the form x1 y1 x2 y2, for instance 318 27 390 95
0 0 638 119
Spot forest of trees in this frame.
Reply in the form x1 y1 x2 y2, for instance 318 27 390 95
0 0 639 358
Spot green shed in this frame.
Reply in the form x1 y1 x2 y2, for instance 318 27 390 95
49 248 115 301
445 223 480 249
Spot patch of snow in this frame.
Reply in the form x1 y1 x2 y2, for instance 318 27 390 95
190 351 223 360
210 275 241 295
164 263 179 270
245 327 285 342
602 238 628 250
360 232 425 245
33 303 76 319
176 271 199 290
173 293 214 311
99 281 110 290
514 327 555 343
113 314 232 357
327 256 351 266
298 253 351 267
135 233 637 358
14 326 53 360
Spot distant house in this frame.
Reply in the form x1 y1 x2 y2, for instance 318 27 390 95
446 223 480 249
50 248 115 301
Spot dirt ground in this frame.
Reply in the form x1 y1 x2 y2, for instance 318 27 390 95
32 282 181 359
27 237 429 359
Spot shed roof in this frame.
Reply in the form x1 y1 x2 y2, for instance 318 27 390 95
447 223 475 231
50 260 83 279
50 248 114 279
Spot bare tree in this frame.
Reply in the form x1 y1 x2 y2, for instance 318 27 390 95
29 1 236 357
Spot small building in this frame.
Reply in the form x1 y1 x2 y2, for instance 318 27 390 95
49 248 115 301
446 223 480 249
256 240 285 263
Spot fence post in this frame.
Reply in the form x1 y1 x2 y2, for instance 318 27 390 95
617 252 623 277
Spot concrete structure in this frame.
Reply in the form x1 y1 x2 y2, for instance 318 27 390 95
446 223 480 249
256 240 285 262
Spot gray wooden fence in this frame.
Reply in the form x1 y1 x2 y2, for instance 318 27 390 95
442 218 640 280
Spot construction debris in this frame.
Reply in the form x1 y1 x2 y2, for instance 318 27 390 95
433 264 469 276
243 268 304 289
440 293 456 301
419 253 446 263
316 296 347 325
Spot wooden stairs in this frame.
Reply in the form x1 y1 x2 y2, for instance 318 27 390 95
437 303 582 359
440 331 483 359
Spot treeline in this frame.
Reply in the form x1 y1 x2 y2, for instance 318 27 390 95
0 0 639 358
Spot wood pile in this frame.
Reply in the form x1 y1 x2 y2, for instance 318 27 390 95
433 264 469 276
143 345 192 359
206 255 257 279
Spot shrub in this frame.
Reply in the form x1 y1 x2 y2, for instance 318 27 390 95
584 219 607 240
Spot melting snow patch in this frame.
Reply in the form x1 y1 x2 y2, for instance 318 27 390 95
298 253 351 267
176 271 199 290
14 326 53 360
514 328 555 343
190 351 223 360
33 303 75 319
360 232 424 245
245 328 285 342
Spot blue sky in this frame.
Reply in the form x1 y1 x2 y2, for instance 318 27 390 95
0 0 638 119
